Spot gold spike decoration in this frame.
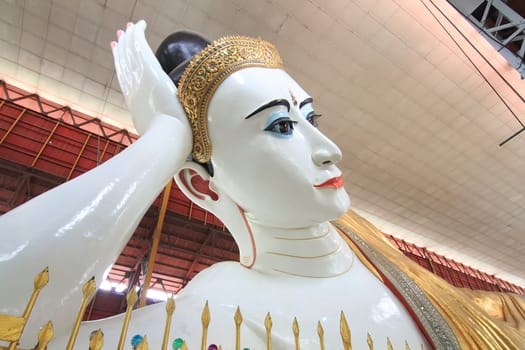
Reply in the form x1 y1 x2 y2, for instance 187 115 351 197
66 276 96 350
421 344 424 350
35 321 54 350
265 312 272 350
117 288 138 350
405 340 411 350
201 301 211 350
387 337 393 350
2 267 49 350
367 333 374 350
218 346 223 350
181 341 188 350
340 311 351 350
317 321 325 350
292 317 300 350
136 335 148 350
234 307 243 350
89 329 104 350
162 297 176 350
26 267 49 319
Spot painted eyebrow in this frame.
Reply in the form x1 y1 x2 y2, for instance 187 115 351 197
299 97 313 109
245 99 290 119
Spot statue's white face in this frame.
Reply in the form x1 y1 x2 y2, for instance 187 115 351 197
207 68 350 228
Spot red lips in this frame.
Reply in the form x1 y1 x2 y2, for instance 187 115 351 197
314 176 344 189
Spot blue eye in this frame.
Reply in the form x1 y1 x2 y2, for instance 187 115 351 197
306 111 322 127
301 105 322 127
264 118 297 135
264 111 297 137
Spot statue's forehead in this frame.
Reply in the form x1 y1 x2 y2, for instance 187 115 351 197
208 68 309 118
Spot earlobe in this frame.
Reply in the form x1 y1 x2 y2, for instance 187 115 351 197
175 161 256 268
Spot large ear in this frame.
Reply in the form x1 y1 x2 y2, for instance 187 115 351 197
175 161 218 210
175 162 256 268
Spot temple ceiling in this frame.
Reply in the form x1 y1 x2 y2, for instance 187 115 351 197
0 0 524 287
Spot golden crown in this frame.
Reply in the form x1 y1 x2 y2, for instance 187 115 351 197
177 36 284 163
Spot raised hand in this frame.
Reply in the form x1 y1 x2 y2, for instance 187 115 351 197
111 21 187 135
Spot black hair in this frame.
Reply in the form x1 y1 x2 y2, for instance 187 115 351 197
156 31 214 177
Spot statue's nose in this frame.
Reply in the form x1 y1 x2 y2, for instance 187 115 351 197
312 140 342 166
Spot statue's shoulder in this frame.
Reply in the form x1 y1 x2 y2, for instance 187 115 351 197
181 261 261 299
185 261 245 285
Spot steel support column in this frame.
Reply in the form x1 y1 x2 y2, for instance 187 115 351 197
448 0 525 76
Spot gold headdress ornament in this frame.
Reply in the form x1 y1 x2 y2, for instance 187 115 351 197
178 36 284 163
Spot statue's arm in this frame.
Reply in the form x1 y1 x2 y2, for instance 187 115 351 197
0 21 191 343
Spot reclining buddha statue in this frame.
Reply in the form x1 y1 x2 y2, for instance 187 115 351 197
0 21 524 349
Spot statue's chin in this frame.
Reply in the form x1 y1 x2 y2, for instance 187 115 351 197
244 192 351 229
315 187 351 222
321 195 351 223
336 189 352 215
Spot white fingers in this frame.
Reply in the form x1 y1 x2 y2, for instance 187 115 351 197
125 25 142 88
120 26 133 98
111 33 123 93
113 22 142 98
113 27 129 96
130 20 166 83
110 20 186 135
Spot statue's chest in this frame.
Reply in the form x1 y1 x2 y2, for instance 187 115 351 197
175 262 431 349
